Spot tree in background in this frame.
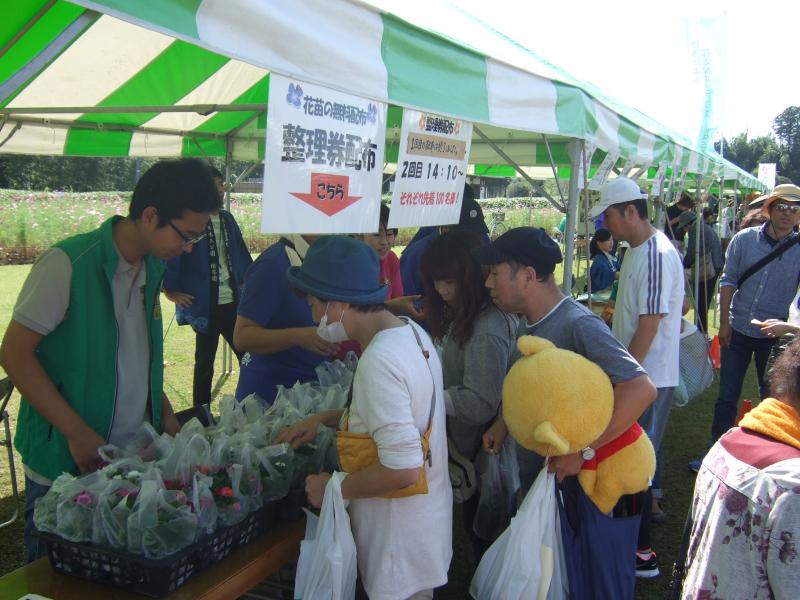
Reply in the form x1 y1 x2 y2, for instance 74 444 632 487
774 106 800 184
0 155 259 191
714 133 782 174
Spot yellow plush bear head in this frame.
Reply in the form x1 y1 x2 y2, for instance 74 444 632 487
503 336 614 456
503 335 656 513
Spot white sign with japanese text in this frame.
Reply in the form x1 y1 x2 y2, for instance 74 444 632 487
388 110 472 228
262 73 386 233
587 151 619 191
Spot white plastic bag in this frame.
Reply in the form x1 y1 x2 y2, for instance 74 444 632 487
294 472 357 600
470 469 565 600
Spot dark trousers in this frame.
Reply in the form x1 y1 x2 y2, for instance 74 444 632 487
193 301 242 406
692 275 718 334
711 329 775 441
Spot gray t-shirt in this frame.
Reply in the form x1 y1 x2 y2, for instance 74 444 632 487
13 247 151 484
514 297 648 491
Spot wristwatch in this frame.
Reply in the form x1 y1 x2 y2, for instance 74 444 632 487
580 446 596 461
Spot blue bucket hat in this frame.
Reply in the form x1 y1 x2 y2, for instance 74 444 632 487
286 236 388 304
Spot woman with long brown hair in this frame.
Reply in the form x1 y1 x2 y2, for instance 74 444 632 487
420 230 518 558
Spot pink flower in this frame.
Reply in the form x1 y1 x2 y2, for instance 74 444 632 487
74 491 95 507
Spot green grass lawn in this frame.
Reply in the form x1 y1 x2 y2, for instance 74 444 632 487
0 259 762 599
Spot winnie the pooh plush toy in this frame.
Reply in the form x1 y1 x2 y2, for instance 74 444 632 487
503 335 655 513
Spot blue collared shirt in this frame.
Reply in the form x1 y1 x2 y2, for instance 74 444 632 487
721 223 800 338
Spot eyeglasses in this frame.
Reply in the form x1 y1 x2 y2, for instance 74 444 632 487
773 203 800 214
167 221 207 246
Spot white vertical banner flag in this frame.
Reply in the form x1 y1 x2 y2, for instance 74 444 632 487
677 168 689 197
587 151 619 191
757 163 776 189
651 161 668 197
619 160 635 177
577 142 597 188
388 110 472 228
262 73 386 234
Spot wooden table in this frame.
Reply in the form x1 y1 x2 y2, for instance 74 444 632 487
0 520 304 600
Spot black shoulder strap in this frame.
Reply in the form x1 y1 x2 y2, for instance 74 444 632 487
737 232 799 289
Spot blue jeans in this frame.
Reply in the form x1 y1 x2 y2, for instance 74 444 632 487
24 475 50 563
712 329 775 441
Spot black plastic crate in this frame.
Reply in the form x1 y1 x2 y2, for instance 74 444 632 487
36 501 277 598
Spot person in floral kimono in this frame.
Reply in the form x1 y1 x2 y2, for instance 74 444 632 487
682 336 800 598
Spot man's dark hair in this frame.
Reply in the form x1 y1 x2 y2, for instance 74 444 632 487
129 158 218 225
677 193 694 209
611 198 648 220
770 337 800 408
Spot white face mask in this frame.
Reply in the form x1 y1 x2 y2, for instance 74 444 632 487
316 303 349 343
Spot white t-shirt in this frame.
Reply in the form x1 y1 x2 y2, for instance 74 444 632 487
346 320 452 600
212 214 234 305
789 286 800 327
612 230 683 388
13 247 151 483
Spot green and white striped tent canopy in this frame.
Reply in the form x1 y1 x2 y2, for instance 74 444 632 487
0 0 764 192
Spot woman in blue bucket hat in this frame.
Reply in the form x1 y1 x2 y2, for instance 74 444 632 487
278 235 452 600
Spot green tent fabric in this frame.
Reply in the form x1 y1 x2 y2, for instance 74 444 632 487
0 0 764 192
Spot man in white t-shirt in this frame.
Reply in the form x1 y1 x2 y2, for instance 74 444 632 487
591 177 683 578
277 236 452 600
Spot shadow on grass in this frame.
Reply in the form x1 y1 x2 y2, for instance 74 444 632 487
0 493 25 575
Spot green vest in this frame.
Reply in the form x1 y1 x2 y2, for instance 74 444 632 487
14 216 165 480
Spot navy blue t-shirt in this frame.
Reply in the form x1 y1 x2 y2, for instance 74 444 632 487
235 241 324 403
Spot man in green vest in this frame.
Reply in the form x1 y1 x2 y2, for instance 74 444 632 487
0 158 219 562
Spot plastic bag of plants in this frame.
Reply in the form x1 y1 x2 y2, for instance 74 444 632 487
33 473 76 535
124 422 173 462
54 471 107 542
190 471 218 534
256 443 295 501
128 480 198 559
91 478 139 549
212 464 249 526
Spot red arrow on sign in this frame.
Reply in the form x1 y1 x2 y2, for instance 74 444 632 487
290 172 362 216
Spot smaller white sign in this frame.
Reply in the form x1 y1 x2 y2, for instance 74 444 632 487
587 151 619 191
757 163 776 189
650 161 668 197
676 168 688 197
388 110 472 228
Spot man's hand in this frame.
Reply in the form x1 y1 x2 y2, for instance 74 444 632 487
547 452 584 482
306 472 332 509
162 411 181 436
275 415 322 449
718 320 732 348
295 327 339 356
163 290 194 308
67 429 105 474
482 417 508 454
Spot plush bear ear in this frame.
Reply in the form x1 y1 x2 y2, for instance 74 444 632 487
517 335 555 356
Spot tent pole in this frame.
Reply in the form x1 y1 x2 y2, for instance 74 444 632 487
562 140 582 295
541 134 567 206
472 126 564 212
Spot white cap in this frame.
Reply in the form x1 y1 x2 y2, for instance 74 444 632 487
590 177 648 217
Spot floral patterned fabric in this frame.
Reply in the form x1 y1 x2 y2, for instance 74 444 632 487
682 427 800 599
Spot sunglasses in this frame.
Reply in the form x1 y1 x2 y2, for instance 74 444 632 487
167 221 207 246
773 203 800 214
